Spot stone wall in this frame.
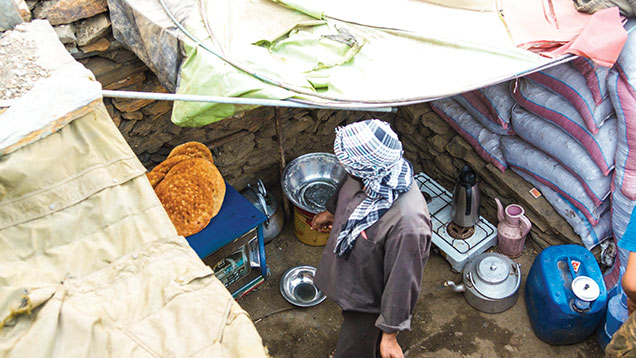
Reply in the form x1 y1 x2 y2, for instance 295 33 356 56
121 105 397 190
11 0 584 251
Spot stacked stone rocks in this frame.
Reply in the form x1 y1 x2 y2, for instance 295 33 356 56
25 0 175 165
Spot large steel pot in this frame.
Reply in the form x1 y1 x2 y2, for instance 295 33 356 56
281 153 346 246
444 252 521 314
281 152 346 214
241 180 283 243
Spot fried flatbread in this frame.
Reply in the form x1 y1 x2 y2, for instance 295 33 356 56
155 172 215 237
151 141 225 236
209 165 225 217
146 171 164 188
168 141 214 164
146 154 190 188
164 158 226 218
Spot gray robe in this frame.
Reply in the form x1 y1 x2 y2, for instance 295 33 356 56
314 175 432 333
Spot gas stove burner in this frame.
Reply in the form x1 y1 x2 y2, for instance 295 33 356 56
423 191 432 204
415 172 497 272
446 222 475 240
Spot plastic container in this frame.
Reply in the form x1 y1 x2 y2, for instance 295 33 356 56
597 273 629 349
495 198 531 258
607 287 629 333
525 244 608 345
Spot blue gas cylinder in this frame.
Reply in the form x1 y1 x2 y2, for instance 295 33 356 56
525 245 608 345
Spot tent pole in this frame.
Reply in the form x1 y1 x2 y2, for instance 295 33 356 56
101 90 396 113
274 107 292 221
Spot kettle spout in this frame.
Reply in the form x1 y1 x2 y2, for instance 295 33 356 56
444 280 465 293
495 198 504 222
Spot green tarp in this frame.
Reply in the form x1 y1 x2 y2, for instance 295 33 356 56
111 0 556 127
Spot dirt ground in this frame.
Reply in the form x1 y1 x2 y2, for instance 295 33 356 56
237 218 605 358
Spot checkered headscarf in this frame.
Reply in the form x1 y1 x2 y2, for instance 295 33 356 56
333 119 413 257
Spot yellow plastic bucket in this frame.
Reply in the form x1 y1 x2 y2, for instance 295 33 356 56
293 205 330 246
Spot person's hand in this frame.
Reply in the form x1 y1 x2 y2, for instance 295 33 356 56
310 211 334 233
380 332 403 358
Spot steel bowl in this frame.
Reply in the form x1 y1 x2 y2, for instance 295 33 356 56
280 265 326 307
281 153 346 214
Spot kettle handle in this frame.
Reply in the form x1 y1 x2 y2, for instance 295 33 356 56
255 191 270 219
465 185 472 216
519 213 532 236
256 179 267 197
248 181 271 220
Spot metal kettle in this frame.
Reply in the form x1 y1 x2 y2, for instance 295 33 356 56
444 252 521 313
451 165 480 227
241 180 284 243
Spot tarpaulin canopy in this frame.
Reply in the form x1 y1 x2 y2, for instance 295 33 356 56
108 0 622 127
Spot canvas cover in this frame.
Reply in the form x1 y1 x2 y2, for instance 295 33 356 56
107 0 626 127
109 0 563 127
0 21 268 358
0 105 268 358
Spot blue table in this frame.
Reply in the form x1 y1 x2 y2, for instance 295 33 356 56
186 183 269 298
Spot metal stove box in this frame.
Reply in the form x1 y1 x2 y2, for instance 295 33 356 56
416 173 497 272
187 183 269 298
202 228 257 293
